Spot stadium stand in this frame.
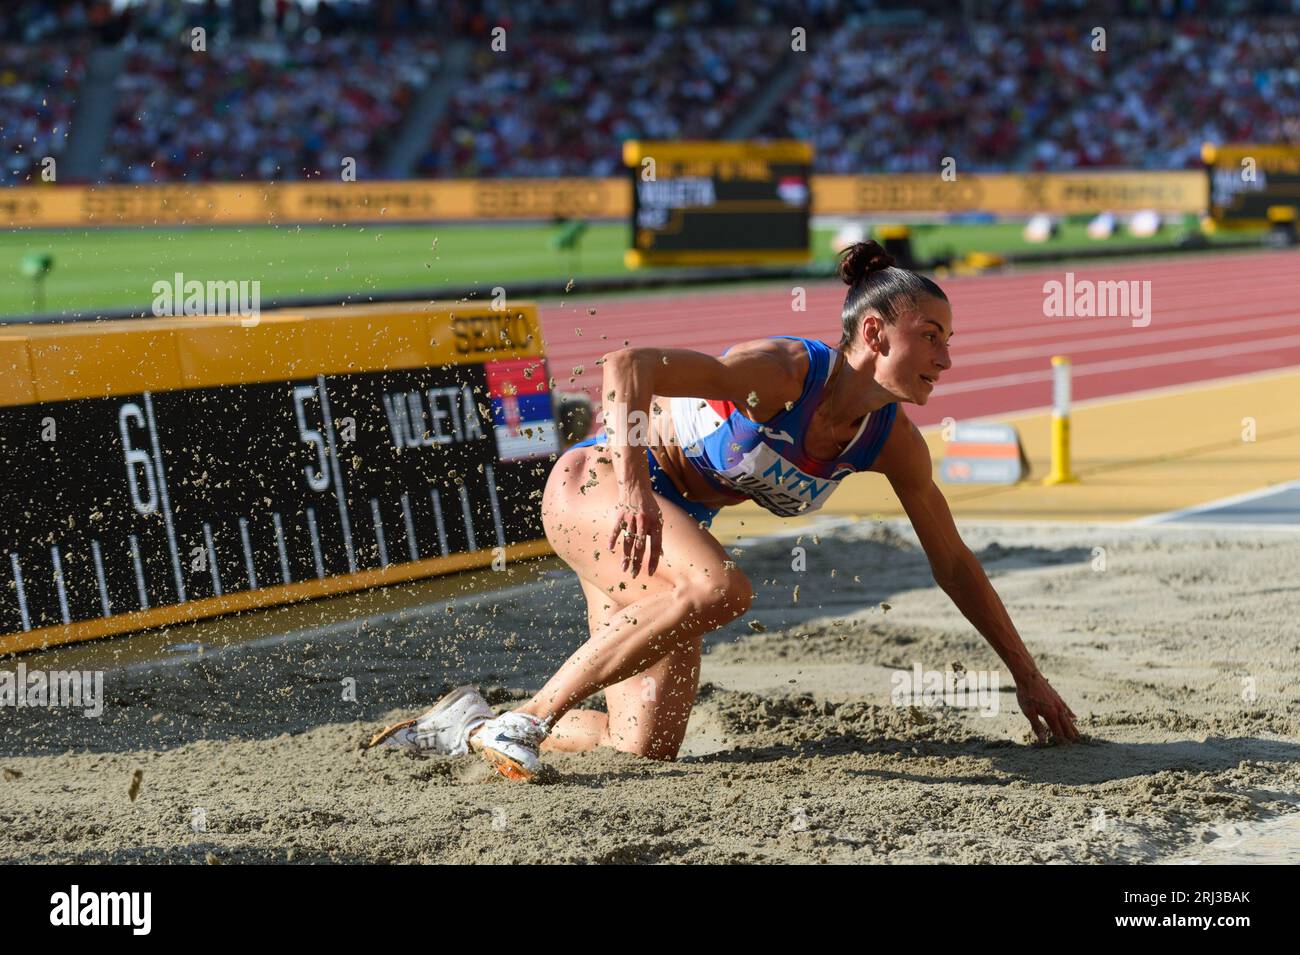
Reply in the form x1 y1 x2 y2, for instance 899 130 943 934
416 29 790 178
1 1 1297 182
0 41 88 182
101 35 439 182
757 18 1300 173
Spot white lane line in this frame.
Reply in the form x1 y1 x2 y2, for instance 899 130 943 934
143 391 186 603
1133 481 1300 525
538 254 1296 335
484 464 507 549
458 485 477 552
316 375 356 574
306 507 325 580
400 492 419 562
430 489 449 556
543 278 1300 369
50 545 71 625
239 517 258 590
90 539 111 617
370 498 389 568
202 523 222 597
933 332 1300 396
272 512 292 584
9 553 31 631
945 303 1300 351
1124 520 1300 534
946 313 1300 370
129 534 150 609
916 364 1300 434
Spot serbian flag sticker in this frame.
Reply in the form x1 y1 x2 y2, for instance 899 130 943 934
484 358 559 462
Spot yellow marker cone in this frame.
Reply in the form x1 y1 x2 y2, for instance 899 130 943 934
1043 355 1079 485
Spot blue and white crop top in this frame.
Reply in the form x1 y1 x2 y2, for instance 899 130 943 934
669 336 897 517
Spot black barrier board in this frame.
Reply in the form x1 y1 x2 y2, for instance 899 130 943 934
3 363 558 648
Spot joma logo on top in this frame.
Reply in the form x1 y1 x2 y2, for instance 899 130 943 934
152 272 261 326
1042 272 1151 327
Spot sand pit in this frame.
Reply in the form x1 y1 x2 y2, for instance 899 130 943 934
2 522 1298 864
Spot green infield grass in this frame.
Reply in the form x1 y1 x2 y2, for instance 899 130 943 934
0 219 1258 319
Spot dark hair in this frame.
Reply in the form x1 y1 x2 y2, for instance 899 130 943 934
836 240 948 350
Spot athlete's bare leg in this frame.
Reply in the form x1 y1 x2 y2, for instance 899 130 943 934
511 444 750 760
600 630 703 759
542 579 703 759
540 579 617 754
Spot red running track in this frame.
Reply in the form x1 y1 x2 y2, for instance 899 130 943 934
538 250 1300 428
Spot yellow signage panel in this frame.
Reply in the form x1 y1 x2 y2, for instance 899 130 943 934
0 170 1208 228
1 179 631 228
3 303 546 406
814 171 1206 215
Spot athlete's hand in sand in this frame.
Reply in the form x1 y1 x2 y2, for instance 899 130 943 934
609 485 663 578
1016 673 1080 744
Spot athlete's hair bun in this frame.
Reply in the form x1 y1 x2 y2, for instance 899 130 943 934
837 239 896 286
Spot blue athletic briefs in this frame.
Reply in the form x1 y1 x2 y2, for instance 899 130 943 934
568 435 720 527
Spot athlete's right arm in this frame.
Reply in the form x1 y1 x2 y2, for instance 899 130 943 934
598 342 801 576
599 341 802 450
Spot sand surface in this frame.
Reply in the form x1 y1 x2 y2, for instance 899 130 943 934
2 521 1298 864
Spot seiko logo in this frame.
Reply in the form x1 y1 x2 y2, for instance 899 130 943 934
452 314 533 354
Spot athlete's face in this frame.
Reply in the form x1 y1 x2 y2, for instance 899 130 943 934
866 295 953 405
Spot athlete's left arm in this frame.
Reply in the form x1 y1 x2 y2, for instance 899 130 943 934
876 414 1081 744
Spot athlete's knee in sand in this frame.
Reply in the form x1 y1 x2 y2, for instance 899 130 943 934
611 639 703 760
520 445 747 761
565 635 702 761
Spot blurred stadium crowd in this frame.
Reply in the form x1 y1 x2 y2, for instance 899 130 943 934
759 18 1300 173
106 36 438 182
418 29 787 178
2 0 1298 183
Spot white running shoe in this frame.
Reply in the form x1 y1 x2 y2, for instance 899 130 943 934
366 686 493 757
470 711 552 782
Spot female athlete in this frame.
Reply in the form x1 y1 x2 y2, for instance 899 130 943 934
368 240 1081 780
